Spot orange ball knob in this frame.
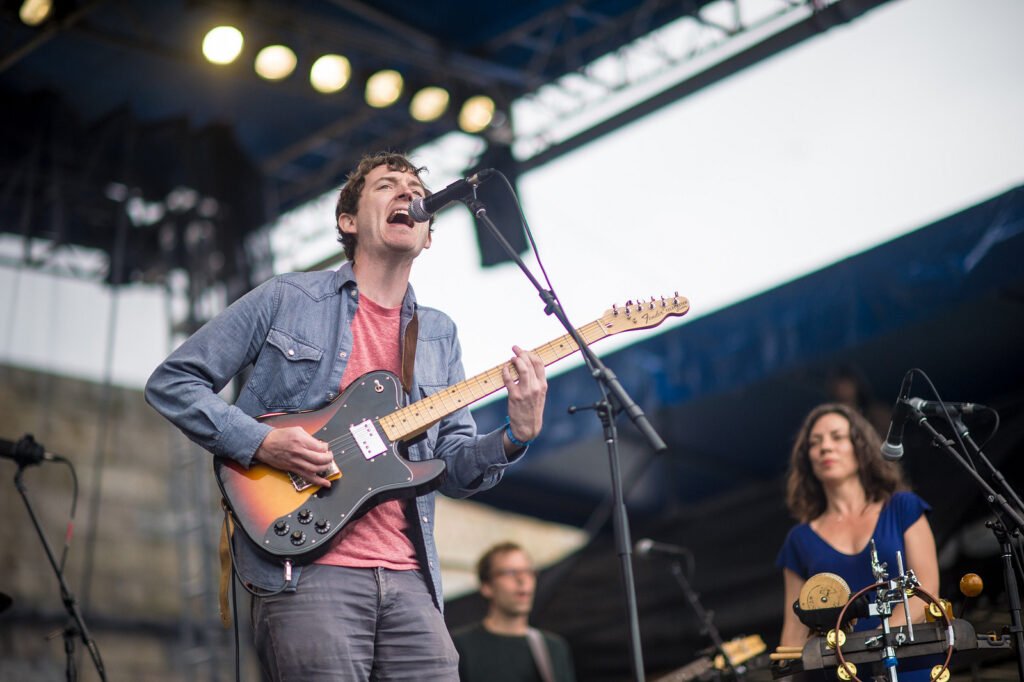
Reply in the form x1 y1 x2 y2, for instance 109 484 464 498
960 573 983 598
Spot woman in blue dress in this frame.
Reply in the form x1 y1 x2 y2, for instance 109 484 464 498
777 403 940 676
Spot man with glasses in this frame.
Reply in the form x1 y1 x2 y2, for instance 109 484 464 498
452 542 576 682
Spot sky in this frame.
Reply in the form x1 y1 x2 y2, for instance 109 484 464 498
2 0 1023 393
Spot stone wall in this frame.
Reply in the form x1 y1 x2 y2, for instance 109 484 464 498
0 365 254 682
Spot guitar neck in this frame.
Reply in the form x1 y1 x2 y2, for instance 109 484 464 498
378 318 609 441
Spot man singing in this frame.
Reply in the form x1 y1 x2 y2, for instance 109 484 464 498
146 152 548 681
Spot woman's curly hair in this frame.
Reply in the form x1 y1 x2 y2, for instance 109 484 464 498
785 402 907 523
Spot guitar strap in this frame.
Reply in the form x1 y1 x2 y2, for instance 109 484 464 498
526 627 556 682
218 501 234 628
400 310 418 395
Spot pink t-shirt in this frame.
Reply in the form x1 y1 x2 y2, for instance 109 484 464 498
314 294 419 570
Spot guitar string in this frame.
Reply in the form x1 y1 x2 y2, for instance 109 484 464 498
282 313 652 483
300 323 599 473
264 306 682 526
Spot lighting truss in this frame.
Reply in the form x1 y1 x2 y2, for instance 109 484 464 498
507 0 845 162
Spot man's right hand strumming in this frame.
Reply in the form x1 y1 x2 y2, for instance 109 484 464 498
255 427 336 488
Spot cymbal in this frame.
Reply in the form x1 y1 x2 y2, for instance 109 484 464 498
0 592 11 614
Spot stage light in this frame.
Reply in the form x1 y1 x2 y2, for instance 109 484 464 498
459 95 496 134
203 25 244 65
365 70 404 108
410 86 450 122
19 0 53 26
255 44 297 80
310 54 351 93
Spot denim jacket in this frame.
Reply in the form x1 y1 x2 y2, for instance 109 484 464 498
144 262 522 609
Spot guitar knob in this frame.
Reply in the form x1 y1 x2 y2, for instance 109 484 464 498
290 530 306 545
315 519 331 534
298 508 313 524
274 521 289 536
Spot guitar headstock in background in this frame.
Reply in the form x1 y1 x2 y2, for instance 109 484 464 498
599 293 690 336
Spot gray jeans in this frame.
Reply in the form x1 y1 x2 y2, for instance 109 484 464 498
251 564 459 681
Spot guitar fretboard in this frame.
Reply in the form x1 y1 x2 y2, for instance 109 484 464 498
378 319 608 441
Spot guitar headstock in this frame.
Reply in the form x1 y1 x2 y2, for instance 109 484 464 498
599 293 689 335
715 634 767 669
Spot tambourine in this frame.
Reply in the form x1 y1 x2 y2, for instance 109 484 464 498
831 582 953 682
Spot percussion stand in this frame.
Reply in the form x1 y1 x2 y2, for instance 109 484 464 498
909 406 1024 681
466 192 668 682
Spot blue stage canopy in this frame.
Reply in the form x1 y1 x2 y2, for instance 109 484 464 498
469 183 1024 526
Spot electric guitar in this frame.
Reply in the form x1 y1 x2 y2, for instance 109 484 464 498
216 293 689 560
653 634 767 682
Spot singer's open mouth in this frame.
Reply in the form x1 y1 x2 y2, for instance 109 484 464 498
387 208 414 227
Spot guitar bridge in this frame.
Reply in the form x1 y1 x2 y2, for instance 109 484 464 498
350 419 387 460
288 459 341 492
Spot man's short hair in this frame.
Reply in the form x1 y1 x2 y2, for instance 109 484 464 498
334 151 432 262
477 541 527 585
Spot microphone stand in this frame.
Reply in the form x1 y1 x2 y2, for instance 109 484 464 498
907 406 1024 680
466 195 666 682
669 560 742 679
9 440 107 681
952 416 1024 513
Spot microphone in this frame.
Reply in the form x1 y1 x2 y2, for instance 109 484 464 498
907 398 987 417
634 538 691 559
0 434 58 467
408 169 495 223
880 374 914 462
